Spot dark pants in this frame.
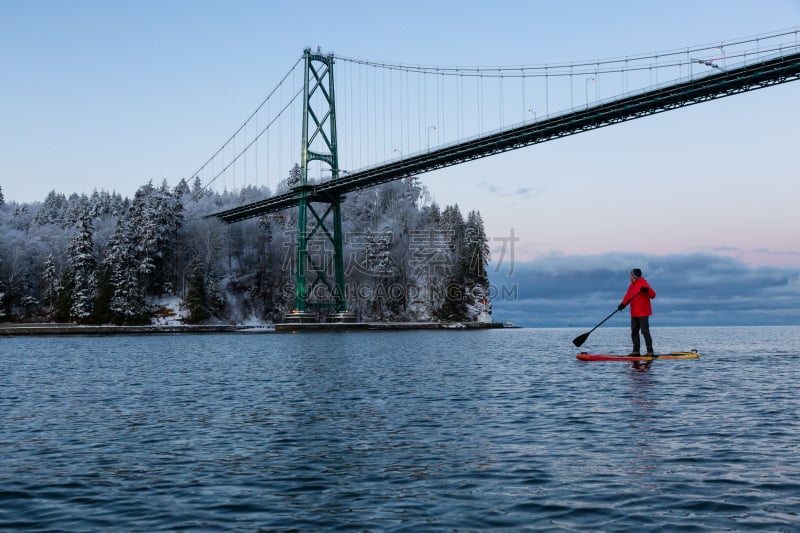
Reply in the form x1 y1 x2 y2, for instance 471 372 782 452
631 316 654 354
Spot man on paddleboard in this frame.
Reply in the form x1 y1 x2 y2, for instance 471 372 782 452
618 268 656 356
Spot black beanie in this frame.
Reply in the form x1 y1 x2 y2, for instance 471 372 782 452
631 268 642 279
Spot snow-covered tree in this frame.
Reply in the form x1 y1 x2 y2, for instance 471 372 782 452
90 189 128 220
53 269 74 322
0 171 492 324
17 268 39 319
104 218 147 324
463 210 491 320
463 210 490 282
42 254 59 310
191 176 204 198
64 193 91 228
433 204 467 321
174 178 190 199
67 217 97 322
184 258 208 323
35 190 67 226
128 180 184 295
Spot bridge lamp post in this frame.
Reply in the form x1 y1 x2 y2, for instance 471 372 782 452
585 77 595 108
393 148 403 157
715 45 726 68
427 125 437 150
528 108 537 121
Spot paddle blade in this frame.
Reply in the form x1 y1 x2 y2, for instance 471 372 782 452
572 332 590 347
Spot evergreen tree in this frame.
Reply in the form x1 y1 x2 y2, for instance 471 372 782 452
128 180 184 295
155 179 183 294
463 210 490 282
422 202 442 226
88 189 127 220
67 217 97 322
42 254 59 311
53 269 74 322
191 176 204 198
252 215 285 320
288 163 301 186
104 219 147 324
434 204 468 321
93 262 113 324
184 258 208 323
462 210 491 320
174 178 190 198
34 190 68 226
206 273 224 312
16 268 39 319
64 193 91 228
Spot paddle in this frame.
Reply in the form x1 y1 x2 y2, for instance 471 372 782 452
572 293 640 347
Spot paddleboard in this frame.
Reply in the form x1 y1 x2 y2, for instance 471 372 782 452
576 350 700 361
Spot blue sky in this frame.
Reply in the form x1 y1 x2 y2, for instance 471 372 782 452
2 0 799 326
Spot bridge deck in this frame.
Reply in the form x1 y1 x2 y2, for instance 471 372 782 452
213 51 800 223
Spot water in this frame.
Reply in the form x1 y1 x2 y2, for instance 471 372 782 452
1 326 799 531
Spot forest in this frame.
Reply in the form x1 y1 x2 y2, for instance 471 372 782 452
0 171 491 325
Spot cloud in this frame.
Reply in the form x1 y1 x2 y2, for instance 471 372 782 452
477 181 502 195
707 245 800 267
476 181 546 199
488 252 800 327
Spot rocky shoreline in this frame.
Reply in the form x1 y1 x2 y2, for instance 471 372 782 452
0 321 507 336
0 323 245 336
273 321 505 332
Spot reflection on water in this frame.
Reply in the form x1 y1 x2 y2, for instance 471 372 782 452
1 326 799 531
624 362 661 486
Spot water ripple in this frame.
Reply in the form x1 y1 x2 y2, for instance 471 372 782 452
1 327 799 530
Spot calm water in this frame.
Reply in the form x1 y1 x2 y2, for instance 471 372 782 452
1 326 799 531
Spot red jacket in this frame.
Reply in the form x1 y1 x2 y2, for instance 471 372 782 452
622 277 656 317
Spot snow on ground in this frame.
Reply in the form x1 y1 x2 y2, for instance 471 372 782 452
238 315 273 327
148 295 275 329
149 295 188 326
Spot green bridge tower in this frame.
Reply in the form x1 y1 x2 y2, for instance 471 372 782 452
284 48 354 323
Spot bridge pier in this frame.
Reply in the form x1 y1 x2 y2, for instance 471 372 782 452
282 310 357 324
283 310 318 324
329 311 358 323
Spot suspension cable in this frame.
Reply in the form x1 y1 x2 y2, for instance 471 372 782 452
203 87 303 190
332 27 800 78
189 56 303 183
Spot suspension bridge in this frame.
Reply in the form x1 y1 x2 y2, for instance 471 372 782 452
195 28 800 322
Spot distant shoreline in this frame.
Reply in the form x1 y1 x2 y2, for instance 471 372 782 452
0 321 510 336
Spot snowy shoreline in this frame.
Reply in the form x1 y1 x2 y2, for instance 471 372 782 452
0 321 506 336
0 323 250 336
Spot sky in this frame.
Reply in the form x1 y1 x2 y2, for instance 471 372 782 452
2 0 800 328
